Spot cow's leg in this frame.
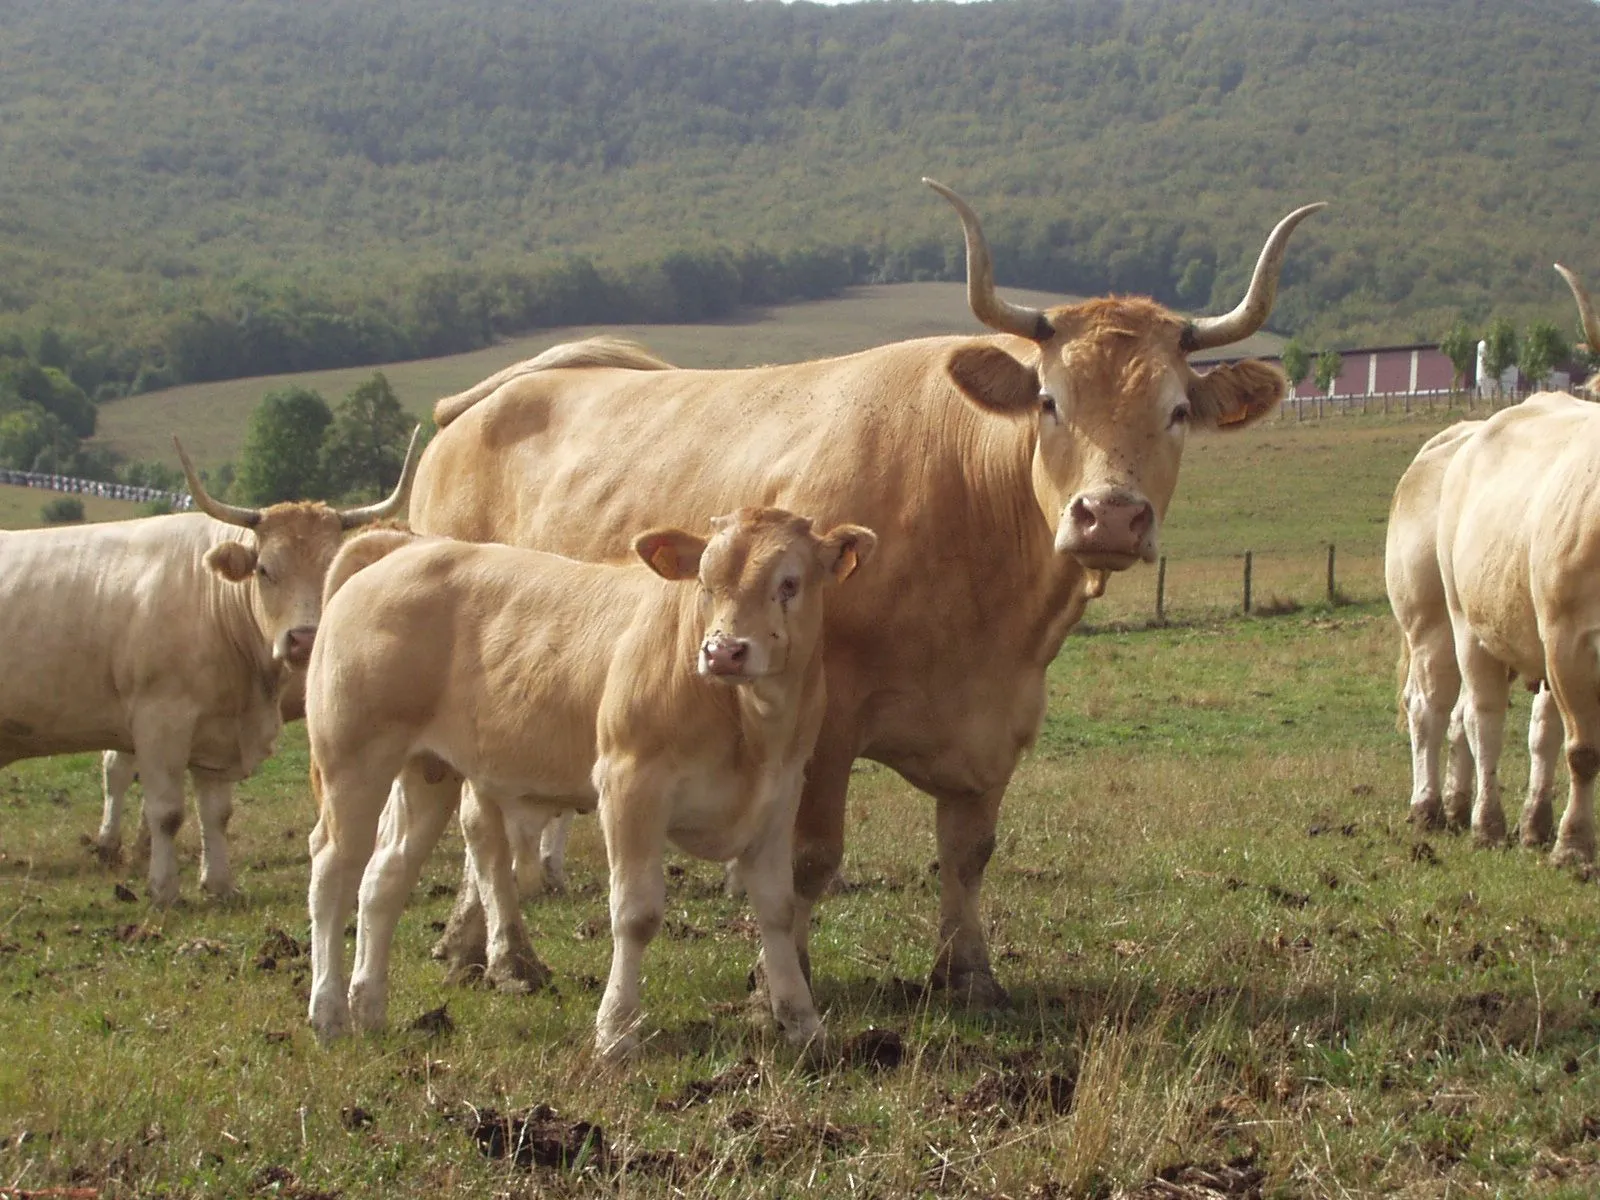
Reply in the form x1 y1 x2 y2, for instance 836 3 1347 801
94 750 138 863
307 763 389 1040
505 802 556 899
787 734 857 986
192 774 237 898
1520 685 1563 848
737 796 824 1053
131 750 190 907
1442 696 1475 831
595 765 668 1060
538 809 574 895
432 850 488 975
1457 637 1511 848
349 764 459 1031
460 785 550 994
1404 635 1461 830
1546 636 1600 867
926 783 1008 1007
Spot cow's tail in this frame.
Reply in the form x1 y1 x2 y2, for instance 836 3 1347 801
433 336 676 429
323 523 419 609
1395 637 1411 734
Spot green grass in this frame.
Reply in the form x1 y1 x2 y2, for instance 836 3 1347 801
3 604 1595 1198
0 484 147 530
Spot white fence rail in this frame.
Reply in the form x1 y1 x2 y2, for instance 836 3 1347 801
0 469 192 510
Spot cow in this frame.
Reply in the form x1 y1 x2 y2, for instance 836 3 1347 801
303 508 875 1057
1435 262 1600 865
1387 420 1562 838
0 432 418 904
403 180 1322 1006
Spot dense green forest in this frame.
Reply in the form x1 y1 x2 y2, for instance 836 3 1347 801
2 0 1598 464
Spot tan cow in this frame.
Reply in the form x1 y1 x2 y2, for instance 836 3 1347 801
1387 420 1562 836
406 181 1322 1005
304 509 874 1056
0 433 417 904
1436 262 1600 864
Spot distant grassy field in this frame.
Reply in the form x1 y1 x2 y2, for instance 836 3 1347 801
0 484 147 530
91 282 1286 470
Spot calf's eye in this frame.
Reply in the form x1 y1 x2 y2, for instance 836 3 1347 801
1169 403 1192 428
777 578 799 602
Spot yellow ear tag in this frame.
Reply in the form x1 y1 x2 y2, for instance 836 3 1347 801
649 545 678 577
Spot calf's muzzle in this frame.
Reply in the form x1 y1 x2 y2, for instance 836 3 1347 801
279 625 318 667
700 635 752 679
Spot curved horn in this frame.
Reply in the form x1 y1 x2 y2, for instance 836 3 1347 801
173 435 261 528
337 425 423 530
1182 203 1327 353
923 178 1054 342
1555 263 1600 356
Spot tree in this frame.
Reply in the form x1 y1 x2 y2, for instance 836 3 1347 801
0 405 74 471
1518 321 1567 392
319 372 414 501
1314 348 1342 395
1483 316 1518 395
40 497 84 524
1280 338 1311 390
1439 318 1478 392
234 387 332 504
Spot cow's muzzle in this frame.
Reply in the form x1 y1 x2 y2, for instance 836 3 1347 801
277 625 318 668
1055 489 1157 571
700 635 753 681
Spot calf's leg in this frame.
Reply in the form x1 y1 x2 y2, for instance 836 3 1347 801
192 774 237 898
538 809 574 894
307 762 390 1040
1520 685 1563 848
349 764 459 1031
737 796 823 1052
460 785 550 994
594 765 668 1060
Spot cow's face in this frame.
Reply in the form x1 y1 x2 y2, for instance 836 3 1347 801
205 504 346 668
947 302 1285 571
637 508 877 683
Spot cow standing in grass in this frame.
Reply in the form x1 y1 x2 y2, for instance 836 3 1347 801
0 433 417 904
1435 265 1600 864
304 509 873 1057
1387 420 1562 838
407 181 1322 1005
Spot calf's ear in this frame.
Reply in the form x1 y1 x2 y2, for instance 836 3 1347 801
635 528 709 581
1189 360 1286 430
204 541 257 583
817 524 878 584
946 345 1041 416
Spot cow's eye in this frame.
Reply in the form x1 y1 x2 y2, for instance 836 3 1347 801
777 577 799 603
255 563 271 581
1169 403 1192 428
1040 392 1059 419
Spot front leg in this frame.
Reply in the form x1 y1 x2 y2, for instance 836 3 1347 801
191 774 238 898
95 750 138 863
929 783 1008 1008
594 762 667 1061
737 796 824 1053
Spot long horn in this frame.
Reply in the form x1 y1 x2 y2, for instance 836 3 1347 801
173 435 261 528
924 178 1054 342
1555 263 1600 356
337 425 423 530
1182 203 1327 353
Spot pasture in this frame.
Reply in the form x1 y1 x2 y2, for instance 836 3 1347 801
6 395 1595 1198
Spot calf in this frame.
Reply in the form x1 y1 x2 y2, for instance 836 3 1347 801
304 508 875 1058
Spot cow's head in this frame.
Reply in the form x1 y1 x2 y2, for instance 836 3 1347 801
928 180 1323 572
636 507 877 683
174 430 422 669
1555 263 1600 399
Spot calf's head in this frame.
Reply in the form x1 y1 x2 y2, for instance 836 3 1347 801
927 180 1322 572
174 430 421 668
636 507 877 683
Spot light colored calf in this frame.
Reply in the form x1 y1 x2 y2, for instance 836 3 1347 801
305 508 874 1058
1386 420 1563 840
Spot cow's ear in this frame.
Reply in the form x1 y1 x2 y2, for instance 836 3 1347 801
946 345 1041 416
634 529 708 581
816 525 877 584
1189 360 1286 431
204 541 257 583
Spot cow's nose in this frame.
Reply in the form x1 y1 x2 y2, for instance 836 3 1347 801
1063 490 1155 564
701 637 750 677
281 626 317 666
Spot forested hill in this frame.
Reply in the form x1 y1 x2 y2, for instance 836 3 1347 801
2 0 1598 396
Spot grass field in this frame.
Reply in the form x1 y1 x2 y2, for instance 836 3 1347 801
11 326 1589 1197
0 485 147 531
90 282 1287 471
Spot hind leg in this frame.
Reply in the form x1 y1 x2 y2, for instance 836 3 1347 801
95 750 138 863
1546 635 1600 867
1456 634 1511 847
537 809 573 895
1402 630 1462 830
461 785 550 994
1442 696 1475 830
1520 685 1563 848
349 763 459 1031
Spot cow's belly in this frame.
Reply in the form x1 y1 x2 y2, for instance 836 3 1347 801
1454 569 1545 680
0 718 132 767
189 702 282 781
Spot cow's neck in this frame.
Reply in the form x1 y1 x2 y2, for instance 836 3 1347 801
206 571 284 706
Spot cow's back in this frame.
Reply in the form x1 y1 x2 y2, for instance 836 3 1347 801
412 339 1070 781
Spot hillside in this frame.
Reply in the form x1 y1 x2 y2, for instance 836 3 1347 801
2 0 1598 386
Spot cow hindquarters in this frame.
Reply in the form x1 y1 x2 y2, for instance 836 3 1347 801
929 782 1008 1008
1544 633 1600 866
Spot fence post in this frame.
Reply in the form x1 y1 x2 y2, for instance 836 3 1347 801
1243 551 1253 615
1156 555 1167 624
1326 544 1336 604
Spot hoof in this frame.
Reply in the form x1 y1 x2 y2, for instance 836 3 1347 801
1549 841 1595 870
433 936 488 976
485 952 552 996
90 839 124 866
930 967 1009 1011
1471 814 1508 848
201 880 241 902
1408 803 1444 832
596 1027 640 1063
